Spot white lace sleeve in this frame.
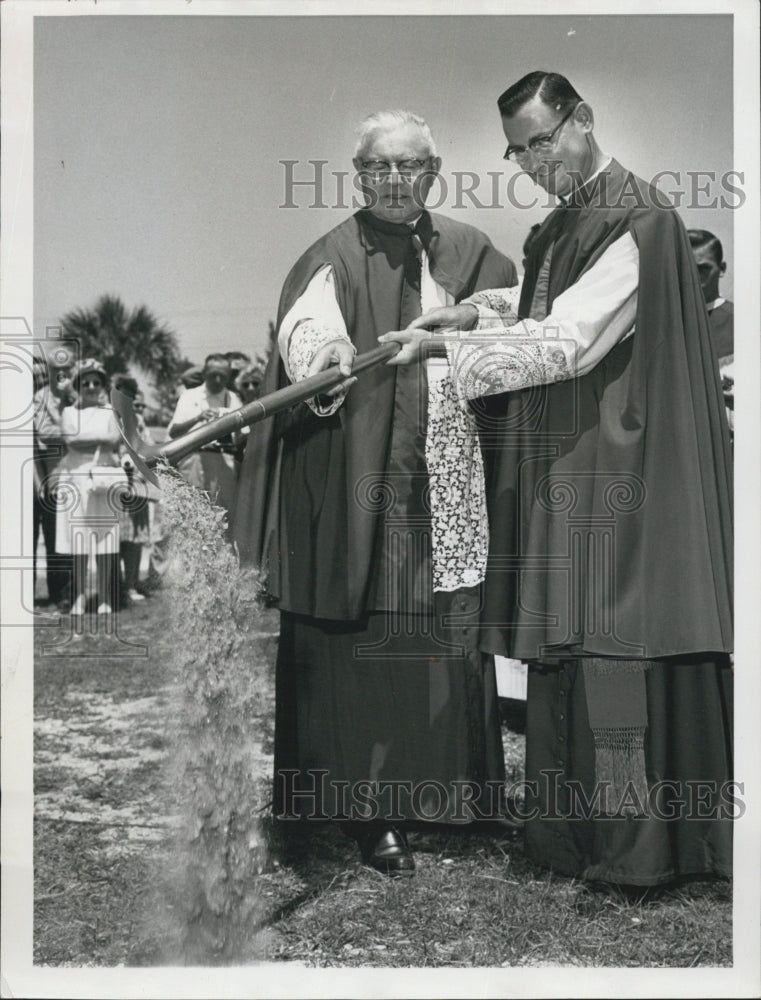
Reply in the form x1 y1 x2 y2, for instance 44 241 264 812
464 284 523 328
448 320 575 399
278 265 355 416
449 233 639 400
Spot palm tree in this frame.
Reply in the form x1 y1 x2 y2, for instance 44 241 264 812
61 294 183 422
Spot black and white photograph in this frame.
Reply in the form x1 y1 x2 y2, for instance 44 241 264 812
1 1 759 997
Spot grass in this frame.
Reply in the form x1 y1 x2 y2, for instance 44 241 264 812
256 822 730 968
33 476 732 969
33 588 732 969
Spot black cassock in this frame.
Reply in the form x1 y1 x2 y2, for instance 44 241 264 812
479 161 734 884
235 209 516 823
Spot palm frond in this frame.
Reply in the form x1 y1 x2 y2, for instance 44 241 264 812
59 294 183 403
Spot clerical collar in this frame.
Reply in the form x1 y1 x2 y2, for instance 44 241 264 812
706 297 725 312
559 155 613 206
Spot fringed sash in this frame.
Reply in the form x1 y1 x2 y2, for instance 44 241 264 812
582 658 651 816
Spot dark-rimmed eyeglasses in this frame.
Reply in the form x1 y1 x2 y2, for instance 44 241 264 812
504 105 578 164
359 158 431 181
133 402 146 411
80 378 103 389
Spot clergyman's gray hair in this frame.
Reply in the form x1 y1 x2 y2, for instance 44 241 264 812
354 110 437 160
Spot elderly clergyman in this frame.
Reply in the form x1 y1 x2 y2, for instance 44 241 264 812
235 110 516 874
381 72 734 892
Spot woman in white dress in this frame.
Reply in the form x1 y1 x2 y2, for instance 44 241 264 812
54 359 125 618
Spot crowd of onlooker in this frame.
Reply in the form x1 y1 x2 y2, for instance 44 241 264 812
166 350 269 539
33 223 731 623
32 346 270 619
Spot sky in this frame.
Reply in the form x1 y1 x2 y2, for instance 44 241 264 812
33 11 736 365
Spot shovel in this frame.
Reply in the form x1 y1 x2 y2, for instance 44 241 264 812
111 342 401 487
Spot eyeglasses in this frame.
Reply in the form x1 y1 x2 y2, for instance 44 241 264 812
240 381 259 389
133 403 146 411
360 158 431 181
504 105 578 164
80 379 103 389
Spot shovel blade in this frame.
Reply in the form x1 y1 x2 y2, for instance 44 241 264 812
110 388 161 487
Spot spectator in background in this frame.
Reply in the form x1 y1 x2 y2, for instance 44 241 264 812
234 358 268 404
688 229 733 436
33 345 77 608
112 375 152 605
131 388 169 593
55 359 125 619
225 351 252 392
179 364 204 392
167 353 242 535
232 357 270 461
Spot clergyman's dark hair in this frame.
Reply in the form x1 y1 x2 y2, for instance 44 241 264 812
498 71 583 118
687 229 724 266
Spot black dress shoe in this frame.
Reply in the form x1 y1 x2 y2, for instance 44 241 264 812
479 815 525 839
358 824 415 876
